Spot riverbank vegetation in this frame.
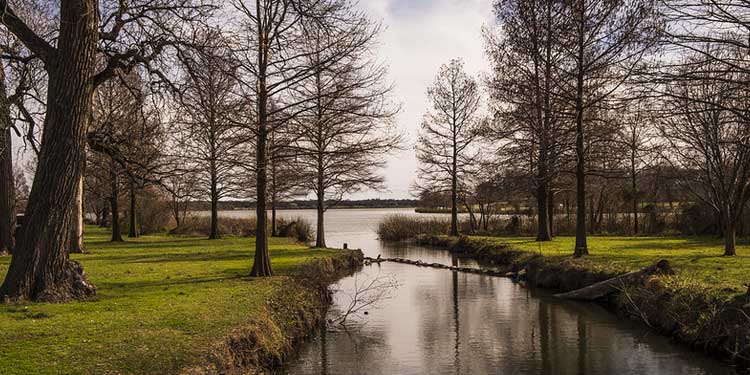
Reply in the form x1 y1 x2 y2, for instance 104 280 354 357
410 0 750 260
0 226 361 374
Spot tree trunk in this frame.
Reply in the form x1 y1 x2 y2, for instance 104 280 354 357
315 189 326 248
450 169 459 237
250 13 273 277
70 174 85 253
128 179 138 238
0 71 15 255
209 161 219 239
0 0 98 302
209 196 219 240
110 168 123 242
724 215 736 256
572 0 588 256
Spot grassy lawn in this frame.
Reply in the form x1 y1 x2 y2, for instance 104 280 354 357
474 235 750 293
0 226 343 375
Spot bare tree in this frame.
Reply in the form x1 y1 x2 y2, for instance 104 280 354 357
558 0 662 256
231 0 384 275
658 52 750 256
291 20 400 248
174 29 244 239
416 59 482 237
0 61 14 255
485 0 570 241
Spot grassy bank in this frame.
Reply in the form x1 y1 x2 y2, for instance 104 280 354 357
472 235 750 292
0 226 361 375
415 234 750 367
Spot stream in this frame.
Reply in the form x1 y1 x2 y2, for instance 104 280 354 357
213 208 736 375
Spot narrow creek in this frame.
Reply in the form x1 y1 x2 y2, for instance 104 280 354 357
218 208 737 374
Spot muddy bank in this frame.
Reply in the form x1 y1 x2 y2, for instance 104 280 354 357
184 249 363 375
414 234 750 370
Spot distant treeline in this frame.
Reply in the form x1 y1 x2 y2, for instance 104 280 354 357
186 199 418 211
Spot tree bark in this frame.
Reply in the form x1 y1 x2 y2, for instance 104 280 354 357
250 7 273 277
0 0 98 302
450 166 459 237
631 143 638 235
209 195 219 240
110 168 123 242
128 179 138 238
0 64 15 255
316 187 326 248
70 174 86 253
724 215 736 256
209 158 220 239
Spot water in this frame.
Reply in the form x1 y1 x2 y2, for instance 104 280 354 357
212 208 736 374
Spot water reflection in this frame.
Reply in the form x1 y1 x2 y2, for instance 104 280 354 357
212 208 734 375
283 262 734 374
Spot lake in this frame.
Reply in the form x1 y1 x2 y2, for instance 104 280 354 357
207 208 736 374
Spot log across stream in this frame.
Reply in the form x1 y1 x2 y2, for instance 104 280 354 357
363 255 673 301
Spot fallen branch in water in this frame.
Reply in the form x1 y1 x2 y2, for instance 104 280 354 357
555 260 673 301
363 255 507 277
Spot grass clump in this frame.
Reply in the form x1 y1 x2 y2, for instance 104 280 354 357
0 226 356 375
377 214 451 241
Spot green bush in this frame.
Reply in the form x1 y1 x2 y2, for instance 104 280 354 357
276 217 313 243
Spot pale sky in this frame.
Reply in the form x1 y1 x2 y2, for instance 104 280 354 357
355 0 494 199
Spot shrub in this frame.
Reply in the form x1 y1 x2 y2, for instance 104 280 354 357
122 194 173 235
276 217 313 243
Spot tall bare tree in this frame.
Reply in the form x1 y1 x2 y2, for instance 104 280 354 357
174 30 244 240
658 52 750 256
292 20 400 248
416 59 482 237
558 0 661 256
485 0 569 241
232 0 383 275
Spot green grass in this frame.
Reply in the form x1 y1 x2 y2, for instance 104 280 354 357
0 226 343 375
474 235 750 293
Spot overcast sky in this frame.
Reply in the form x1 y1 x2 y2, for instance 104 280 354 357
354 0 494 200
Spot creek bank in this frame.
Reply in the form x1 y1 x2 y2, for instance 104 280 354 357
413 234 750 370
185 249 363 375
